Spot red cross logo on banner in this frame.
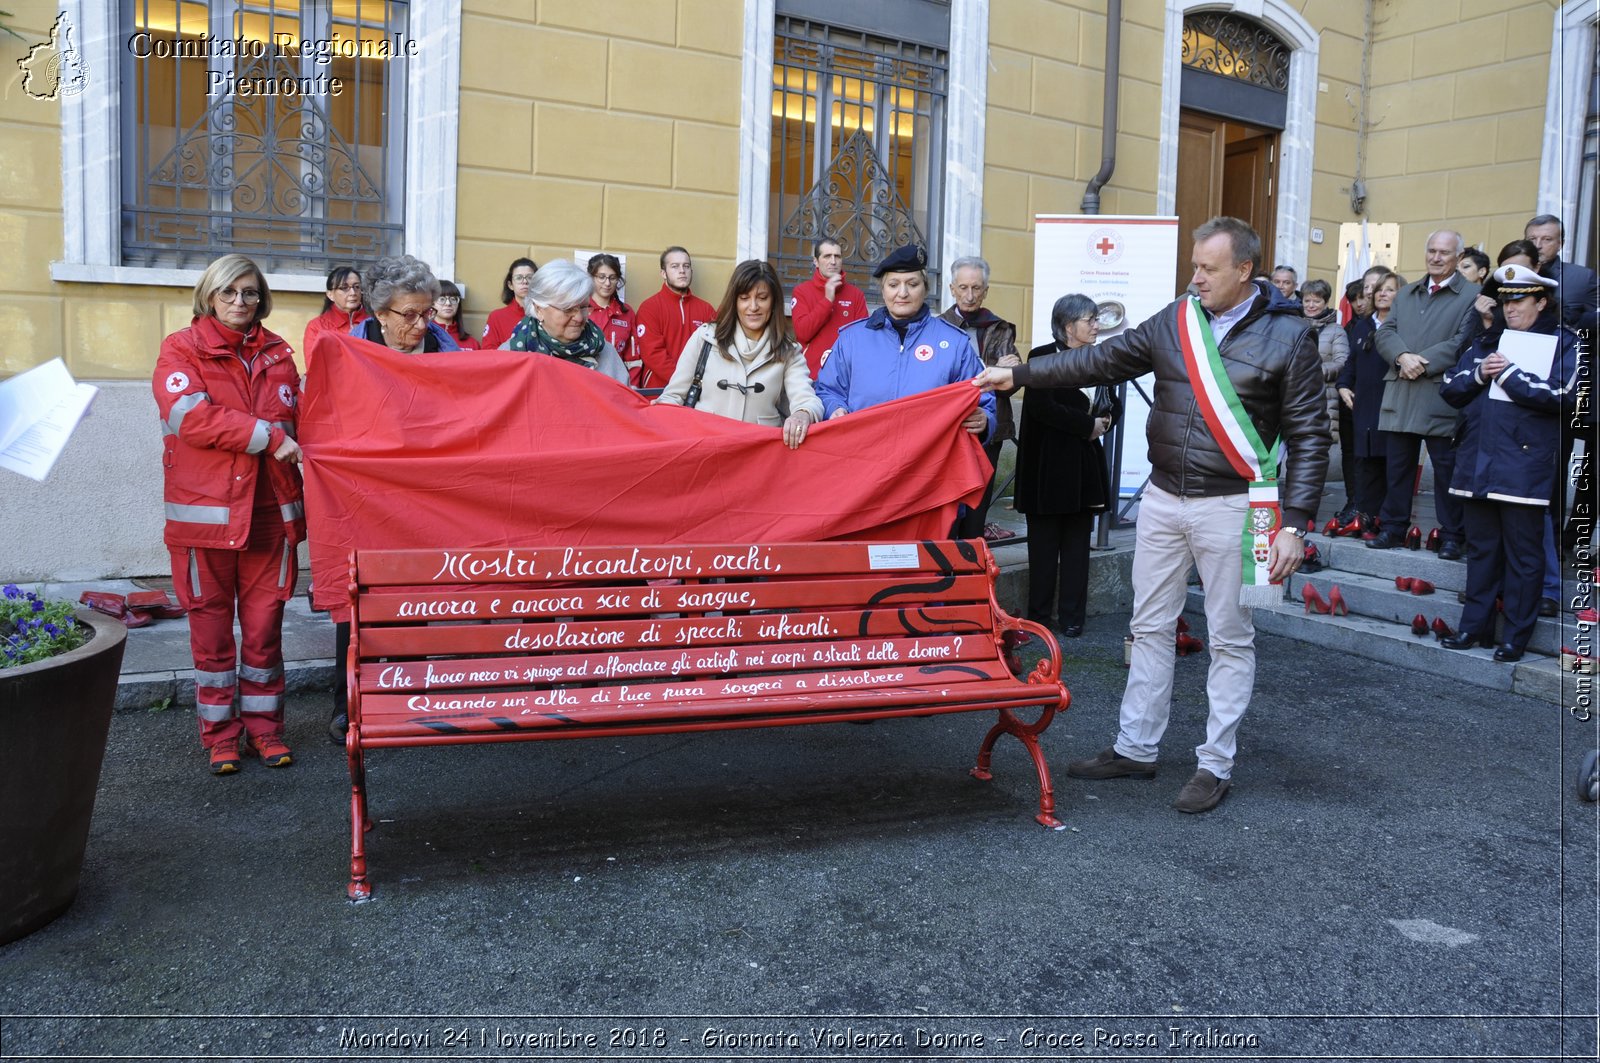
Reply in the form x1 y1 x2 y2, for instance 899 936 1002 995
1087 228 1125 265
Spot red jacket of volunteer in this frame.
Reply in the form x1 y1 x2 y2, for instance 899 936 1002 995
589 297 639 385
791 270 867 378
634 284 715 388
153 315 306 550
302 305 368 365
480 302 525 350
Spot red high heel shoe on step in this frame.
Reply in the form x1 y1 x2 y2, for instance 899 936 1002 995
1327 585 1349 616
1302 584 1331 614
1431 617 1455 639
1404 525 1422 550
1408 578 1435 596
1336 516 1363 537
1410 613 1430 636
1322 517 1341 537
1425 528 1441 552
1395 576 1414 591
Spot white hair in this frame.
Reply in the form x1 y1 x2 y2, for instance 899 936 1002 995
525 259 594 311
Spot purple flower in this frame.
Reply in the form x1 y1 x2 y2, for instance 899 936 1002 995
42 623 59 637
30 599 45 613
2 584 19 600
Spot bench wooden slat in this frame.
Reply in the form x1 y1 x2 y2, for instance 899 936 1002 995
355 541 989 586
356 572 996 623
357 604 995 658
359 677 1056 741
359 634 993 693
363 659 1017 720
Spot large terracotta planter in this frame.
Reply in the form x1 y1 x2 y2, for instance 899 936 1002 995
0 608 125 946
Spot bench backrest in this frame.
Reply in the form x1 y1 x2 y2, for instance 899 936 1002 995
348 540 1057 741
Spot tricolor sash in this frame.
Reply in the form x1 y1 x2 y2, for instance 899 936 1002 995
1176 296 1283 603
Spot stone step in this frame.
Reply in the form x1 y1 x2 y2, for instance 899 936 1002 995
1184 586 1565 702
1307 534 1470 592
1290 569 1577 658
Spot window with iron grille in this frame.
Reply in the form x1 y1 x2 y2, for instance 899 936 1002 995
120 0 406 272
769 17 947 299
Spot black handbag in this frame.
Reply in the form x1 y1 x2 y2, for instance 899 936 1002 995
1089 385 1116 420
683 341 713 409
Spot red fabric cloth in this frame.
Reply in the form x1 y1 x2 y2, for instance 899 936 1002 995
299 332 990 617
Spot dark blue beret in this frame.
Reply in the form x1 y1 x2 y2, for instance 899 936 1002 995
873 244 927 277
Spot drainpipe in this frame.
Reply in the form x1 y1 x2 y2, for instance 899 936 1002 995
1079 0 1122 214
1082 1 1122 548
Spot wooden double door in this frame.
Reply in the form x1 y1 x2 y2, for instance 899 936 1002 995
1175 111 1278 297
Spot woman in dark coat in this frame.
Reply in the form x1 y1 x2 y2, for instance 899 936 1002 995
1336 267 1400 531
1438 265 1581 662
1015 293 1117 638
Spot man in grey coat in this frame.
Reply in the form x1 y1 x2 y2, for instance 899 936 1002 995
1369 230 1479 558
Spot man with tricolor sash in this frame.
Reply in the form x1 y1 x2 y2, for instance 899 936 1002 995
974 217 1330 814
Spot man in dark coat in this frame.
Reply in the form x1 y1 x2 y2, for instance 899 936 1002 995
1369 230 1479 557
939 255 1019 539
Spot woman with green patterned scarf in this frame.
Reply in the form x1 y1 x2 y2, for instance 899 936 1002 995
500 259 630 384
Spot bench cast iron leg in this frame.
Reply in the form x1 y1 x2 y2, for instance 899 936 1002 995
969 705 1064 829
347 739 372 902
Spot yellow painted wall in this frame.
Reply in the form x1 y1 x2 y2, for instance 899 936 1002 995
981 0 1170 335
1359 0 1555 272
453 0 744 339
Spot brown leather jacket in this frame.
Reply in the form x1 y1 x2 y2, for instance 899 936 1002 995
938 306 1018 441
1011 282 1330 524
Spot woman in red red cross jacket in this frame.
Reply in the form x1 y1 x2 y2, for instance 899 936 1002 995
153 254 306 776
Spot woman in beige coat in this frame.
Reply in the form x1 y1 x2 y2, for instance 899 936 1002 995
655 259 822 449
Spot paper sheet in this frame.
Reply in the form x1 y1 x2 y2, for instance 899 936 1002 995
1490 329 1558 402
0 382 98 481
0 358 76 452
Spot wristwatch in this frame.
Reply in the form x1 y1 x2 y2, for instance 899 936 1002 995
1282 524 1306 538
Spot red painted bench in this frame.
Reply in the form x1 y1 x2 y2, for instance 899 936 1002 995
343 540 1069 900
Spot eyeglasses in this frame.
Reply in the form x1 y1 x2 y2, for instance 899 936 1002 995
216 287 262 305
434 295 460 305
511 273 536 284
592 273 619 283
379 305 437 325
335 283 362 294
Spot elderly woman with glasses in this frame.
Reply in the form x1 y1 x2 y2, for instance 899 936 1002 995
352 254 461 354
153 254 305 776
303 265 369 362
500 259 629 383
1014 293 1118 639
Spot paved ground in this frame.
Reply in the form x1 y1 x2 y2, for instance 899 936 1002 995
1 612 1595 1061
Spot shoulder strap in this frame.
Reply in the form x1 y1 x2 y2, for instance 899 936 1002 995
684 340 713 409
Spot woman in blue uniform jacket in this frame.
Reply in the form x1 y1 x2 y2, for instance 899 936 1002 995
1438 264 1581 662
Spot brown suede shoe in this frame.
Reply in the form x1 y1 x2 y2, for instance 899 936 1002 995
1173 768 1231 813
1066 747 1158 780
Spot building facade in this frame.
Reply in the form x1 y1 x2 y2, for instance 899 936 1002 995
1 0 1592 579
